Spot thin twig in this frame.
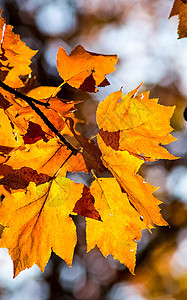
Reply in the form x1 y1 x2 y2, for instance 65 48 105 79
1 81 50 107
0 79 79 155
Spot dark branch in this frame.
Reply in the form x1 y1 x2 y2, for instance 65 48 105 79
0 81 50 107
0 79 78 155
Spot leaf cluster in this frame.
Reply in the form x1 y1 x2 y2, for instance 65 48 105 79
0 8 179 278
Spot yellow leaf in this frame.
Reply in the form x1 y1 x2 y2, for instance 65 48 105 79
97 135 168 230
97 84 177 161
0 108 21 147
86 177 146 274
0 177 84 277
27 86 57 99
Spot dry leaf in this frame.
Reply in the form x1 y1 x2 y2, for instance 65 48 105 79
169 0 187 38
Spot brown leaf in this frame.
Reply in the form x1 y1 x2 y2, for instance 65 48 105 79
0 92 11 109
99 128 120 151
66 117 106 173
23 121 48 144
73 185 101 221
0 166 50 190
169 0 187 38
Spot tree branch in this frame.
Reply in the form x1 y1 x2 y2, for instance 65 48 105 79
0 79 79 155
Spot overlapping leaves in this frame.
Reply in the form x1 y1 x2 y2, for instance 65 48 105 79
0 10 37 87
0 10 178 277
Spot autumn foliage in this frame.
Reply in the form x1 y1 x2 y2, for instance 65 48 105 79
169 0 187 38
0 5 181 278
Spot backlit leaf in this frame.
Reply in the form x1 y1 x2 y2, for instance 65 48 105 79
0 108 21 148
0 177 84 277
86 177 146 274
6 138 87 177
97 84 177 161
97 135 168 231
57 45 118 92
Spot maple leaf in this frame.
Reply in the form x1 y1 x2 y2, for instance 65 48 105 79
0 8 180 278
169 0 187 38
0 177 84 277
17 101 66 138
57 45 118 92
97 84 177 161
97 135 168 231
86 177 146 274
95 84 177 232
6 138 87 177
0 10 37 88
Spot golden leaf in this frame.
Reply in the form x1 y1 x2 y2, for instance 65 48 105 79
0 177 84 277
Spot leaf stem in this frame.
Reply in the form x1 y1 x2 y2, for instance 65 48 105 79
50 81 66 98
0 79 79 155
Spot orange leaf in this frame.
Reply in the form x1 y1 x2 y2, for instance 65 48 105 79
169 0 187 38
0 108 22 147
0 177 84 277
57 45 118 92
0 10 37 87
95 84 177 235
27 86 78 118
17 102 66 138
6 138 87 177
26 86 57 99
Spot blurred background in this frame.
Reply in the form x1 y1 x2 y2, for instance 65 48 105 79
0 0 187 299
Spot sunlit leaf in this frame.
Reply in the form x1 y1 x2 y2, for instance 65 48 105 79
57 45 118 92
